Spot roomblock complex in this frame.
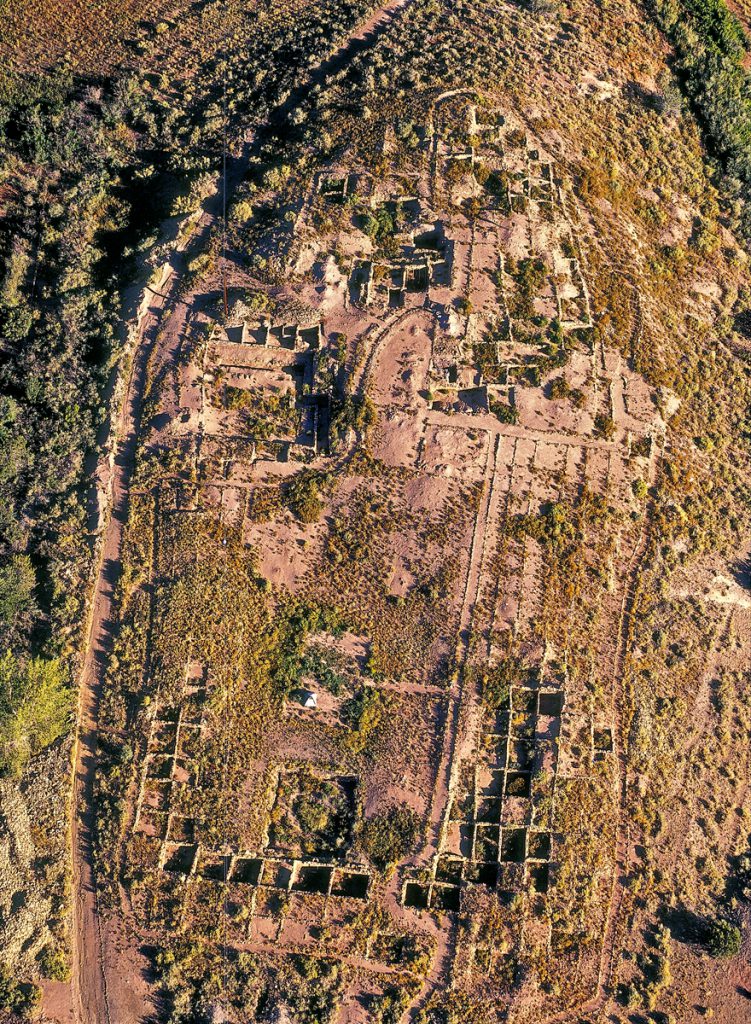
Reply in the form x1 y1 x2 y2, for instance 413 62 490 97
116 88 667 1019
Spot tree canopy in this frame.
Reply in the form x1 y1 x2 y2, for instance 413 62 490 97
0 651 71 776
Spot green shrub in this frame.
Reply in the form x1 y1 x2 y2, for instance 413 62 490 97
481 660 515 708
360 804 420 869
594 412 616 440
0 653 72 776
0 966 41 1017
508 256 547 318
38 944 70 982
653 0 751 242
706 917 742 958
490 399 518 424
363 206 397 246
343 686 390 754
0 554 36 647
330 395 377 439
283 470 324 523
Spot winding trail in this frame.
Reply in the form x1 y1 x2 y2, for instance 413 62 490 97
70 226 214 1024
67 2 415 1021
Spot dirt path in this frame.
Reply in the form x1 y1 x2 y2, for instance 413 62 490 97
70 179 240 1024
408 919 457 1022
70 248 207 1024
403 437 503 1021
422 433 497 843
71 294 162 1024
424 407 623 450
66 3 418 1022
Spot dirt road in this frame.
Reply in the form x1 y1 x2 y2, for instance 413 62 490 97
66 2 414 1022
70 256 192 1024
